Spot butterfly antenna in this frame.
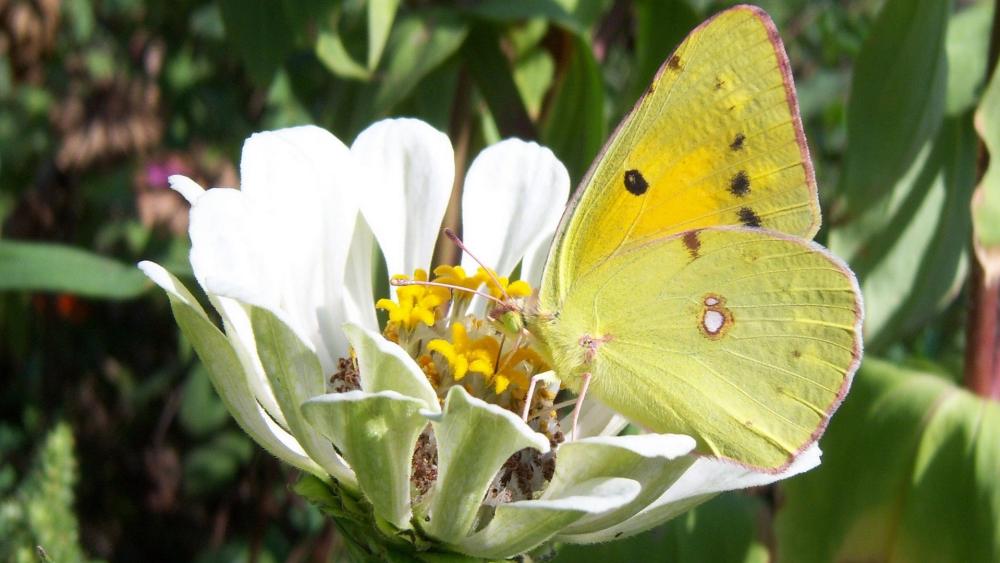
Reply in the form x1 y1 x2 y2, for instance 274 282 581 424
443 228 511 301
390 278 506 306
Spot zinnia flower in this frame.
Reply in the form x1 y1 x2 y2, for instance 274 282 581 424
139 119 820 560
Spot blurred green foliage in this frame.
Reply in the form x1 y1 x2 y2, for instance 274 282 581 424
0 0 998 560
0 422 89 562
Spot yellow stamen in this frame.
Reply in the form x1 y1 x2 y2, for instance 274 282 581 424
427 323 500 381
478 267 533 299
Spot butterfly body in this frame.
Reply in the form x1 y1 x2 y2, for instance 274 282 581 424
524 5 863 471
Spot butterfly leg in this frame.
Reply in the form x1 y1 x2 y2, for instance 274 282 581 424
570 372 592 442
521 373 545 421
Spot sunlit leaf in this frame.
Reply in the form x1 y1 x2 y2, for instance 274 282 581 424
362 12 468 124
368 0 400 70
776 358 1000 562
838 0 949 215
316 29 372 81
830 116 976 349
541 34 605 183
0 240 148 299
829 5 986 349
463 23 535 139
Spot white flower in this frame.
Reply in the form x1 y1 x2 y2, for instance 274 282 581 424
139 119 820 559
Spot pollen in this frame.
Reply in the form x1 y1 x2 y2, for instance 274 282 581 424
375 269 450 330
478 267 533 299
427 322 499 381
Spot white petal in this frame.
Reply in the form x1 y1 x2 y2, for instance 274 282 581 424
168 174 206 205
460 139 569 277
339 213 379 335
560 444 823 543
352 118 454 278
561 398 629 439
239 126 358 372
521 231 555 288
189 187 276 310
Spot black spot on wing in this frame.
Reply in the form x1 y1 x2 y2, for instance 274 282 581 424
738 207 762 228
729 171 750 196
624 169 648 196
667 55 682 70
682 230 701 259
730 133 745 151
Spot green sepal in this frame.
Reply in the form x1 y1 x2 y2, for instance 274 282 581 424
302 390 429 529
423 386 550 544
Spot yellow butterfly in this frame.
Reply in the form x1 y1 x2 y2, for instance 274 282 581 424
525 5 864 471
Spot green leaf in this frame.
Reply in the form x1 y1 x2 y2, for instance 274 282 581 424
459 0 605 36
0 240 148 299
830 4 989 348
541 34 605 184
944 0 994 116
316 29 373 80
554 494 770 563
838 0 949 215
368 0 401 70
183 431 253 496
179 364 230 438
830 115 977 349
0 422 87 563
463 23 536 139
217 0 296 85
775 358 1000 562
363 12 468 122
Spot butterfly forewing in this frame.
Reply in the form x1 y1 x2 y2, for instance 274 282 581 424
544 6 819 305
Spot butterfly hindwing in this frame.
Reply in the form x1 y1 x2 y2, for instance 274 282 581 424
535 227 862 470
544 6 819 305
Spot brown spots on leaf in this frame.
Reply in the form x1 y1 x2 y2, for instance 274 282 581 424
667 55 682 71
698 293 733 340
738 207 762 228
624 169 648 196
729 171 751 196
730 133 746 151
682 230 701 260
792 350 802 359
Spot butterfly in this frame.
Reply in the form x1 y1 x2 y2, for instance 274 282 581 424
523 5 864 471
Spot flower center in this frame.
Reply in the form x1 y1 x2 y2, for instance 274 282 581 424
374 265 553 416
